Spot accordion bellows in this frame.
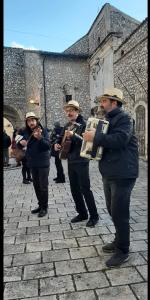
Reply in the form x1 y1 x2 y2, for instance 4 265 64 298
80 117 109 160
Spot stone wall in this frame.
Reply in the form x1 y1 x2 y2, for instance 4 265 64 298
63 35 89 55
113 19 148 158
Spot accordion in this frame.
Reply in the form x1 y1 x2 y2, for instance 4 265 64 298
80 117 109 160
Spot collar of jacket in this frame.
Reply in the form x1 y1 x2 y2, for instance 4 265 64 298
106 107 123 119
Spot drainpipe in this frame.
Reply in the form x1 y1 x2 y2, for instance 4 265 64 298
42 55 47 128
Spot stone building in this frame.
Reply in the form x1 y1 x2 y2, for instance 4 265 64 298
3 3 147 159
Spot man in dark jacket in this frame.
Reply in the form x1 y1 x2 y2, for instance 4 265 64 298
54 100 99 227
18 112 51 217
50 121 65 183
3 130 11 166
83 88 139 267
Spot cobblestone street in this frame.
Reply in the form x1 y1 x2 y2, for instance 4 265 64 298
4 158 147 300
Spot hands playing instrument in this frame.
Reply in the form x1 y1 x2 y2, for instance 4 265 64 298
65 130 74 138
54 143 61 151
82 129 96 142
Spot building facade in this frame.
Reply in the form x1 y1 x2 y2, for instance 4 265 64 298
3 3 148 159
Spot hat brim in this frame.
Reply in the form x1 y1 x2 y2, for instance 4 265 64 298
63 104 82 112
98 95 126 104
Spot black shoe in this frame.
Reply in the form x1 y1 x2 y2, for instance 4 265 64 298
102 241 116 253
53 177 58 181
38 209 47 217
23 179 31 184
27 178 33 182
105 250 129 268
31 207 41 214
86 215 99 227
71 214 88 223
55 178 65 183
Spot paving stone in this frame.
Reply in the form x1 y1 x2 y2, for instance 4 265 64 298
55 259 86 275
77 236 103 247
4 223 18 229
40 218 60 226
73 271 109 290
130 240 148 252
26 241 52 252
130 222 147 231
69 246 97 259
63 229 87 239
4 228 26 236
84 256 109 271
136 265 147 280
52 238 78 249
50 224 71 231
42 249 70 263
130 282 147 300
8 216 28 223
130 230 147 241
40 231 64 241
4 236 15 244
27 226 49 234
40 275 74 295
15 233 40 244
13 252 41 266
24 262 54 279
4 266 23 282
21 296 57 300
86 226 110 235
59 290 96 300
96 285 137 299
4 280 38 299
18 220 39 228
106 266 144 286
140 251 147 261
4 244 25 255
4 255 13 267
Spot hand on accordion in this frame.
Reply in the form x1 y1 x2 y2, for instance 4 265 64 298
82 129 96 142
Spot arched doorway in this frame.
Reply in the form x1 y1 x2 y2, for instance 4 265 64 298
135 105 145 157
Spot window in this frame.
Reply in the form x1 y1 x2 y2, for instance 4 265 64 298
66 95 72 103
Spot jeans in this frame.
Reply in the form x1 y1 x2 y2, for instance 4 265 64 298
102 177 136 253
68 162 98 218
31 167 49 209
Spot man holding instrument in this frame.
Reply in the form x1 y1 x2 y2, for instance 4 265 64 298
83 87 139 267
54 100 99 227
18 112 51 217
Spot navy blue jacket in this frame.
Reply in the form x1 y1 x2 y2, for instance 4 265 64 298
93 108 139 178
19 124 51 168
56 114 89 164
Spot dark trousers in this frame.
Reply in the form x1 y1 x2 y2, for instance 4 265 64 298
68 162 98 218
31 167 49 209
102 177 136 253
22 157 32 180
55 152 65 180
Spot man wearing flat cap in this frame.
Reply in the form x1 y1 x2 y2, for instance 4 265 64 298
83 87 139 267
54 100 99 227
17 112 51 217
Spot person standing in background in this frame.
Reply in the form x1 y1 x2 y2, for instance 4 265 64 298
3 130 11 166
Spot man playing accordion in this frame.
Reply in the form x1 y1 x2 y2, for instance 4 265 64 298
83 87 139 267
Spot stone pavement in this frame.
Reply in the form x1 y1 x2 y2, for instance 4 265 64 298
4 158 147 300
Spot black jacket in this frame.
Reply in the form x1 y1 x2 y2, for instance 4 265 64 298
56 114 89 164
18 124 51 168
3 132 11 149
93 107 139 178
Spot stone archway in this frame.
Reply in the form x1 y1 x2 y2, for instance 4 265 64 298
4 105 24 129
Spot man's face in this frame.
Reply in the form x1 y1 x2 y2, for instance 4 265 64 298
64 107 79 122
99 97 117 113
26 117 37 130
